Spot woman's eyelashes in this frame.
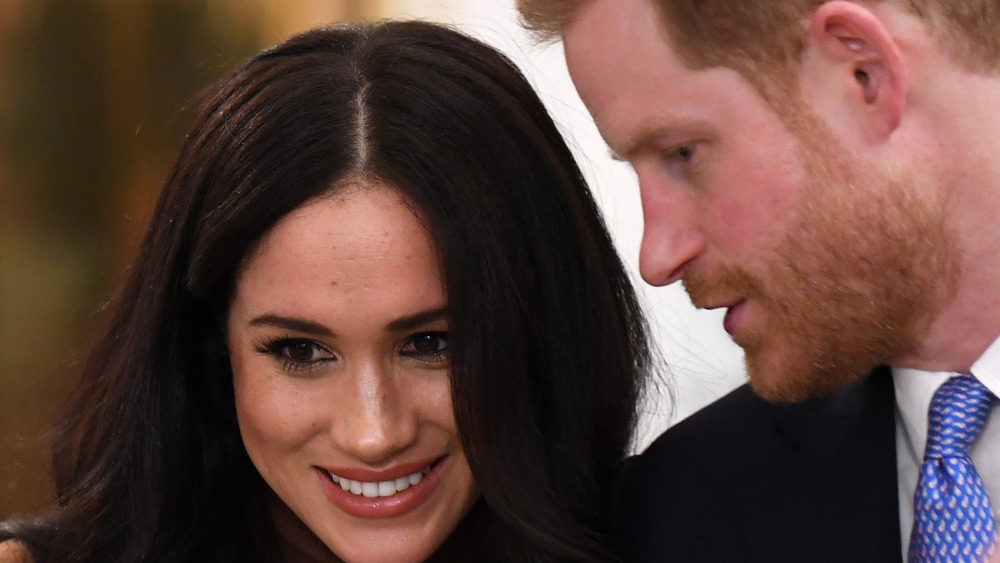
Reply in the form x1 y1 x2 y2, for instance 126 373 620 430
252 331 449 373
400 332 449 365
256 337 335 373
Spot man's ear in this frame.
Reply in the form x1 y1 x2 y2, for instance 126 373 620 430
801 1 907 141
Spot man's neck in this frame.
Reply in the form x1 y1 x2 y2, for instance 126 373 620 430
888 53 1000 372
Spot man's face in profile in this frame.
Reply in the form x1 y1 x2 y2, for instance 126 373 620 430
563 0 956 402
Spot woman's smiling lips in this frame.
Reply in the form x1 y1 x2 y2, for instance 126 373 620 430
329 466 429 498
315 456 450 519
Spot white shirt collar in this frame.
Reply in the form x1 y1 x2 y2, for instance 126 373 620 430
893 334 1000 462
970 336 1000 398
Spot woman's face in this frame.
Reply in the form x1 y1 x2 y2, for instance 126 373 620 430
227 184 479 563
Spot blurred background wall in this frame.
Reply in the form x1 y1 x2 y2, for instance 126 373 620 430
0 0 745 521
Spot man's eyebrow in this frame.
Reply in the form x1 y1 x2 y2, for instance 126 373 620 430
619 124 664 161
248 315 333 336
386 307 448 332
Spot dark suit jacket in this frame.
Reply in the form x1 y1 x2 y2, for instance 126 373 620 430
612 367 902 562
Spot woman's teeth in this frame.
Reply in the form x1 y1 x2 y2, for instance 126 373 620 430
328 467 430 498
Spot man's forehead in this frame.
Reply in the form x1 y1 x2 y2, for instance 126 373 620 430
562 0 688 129
562 0 650 61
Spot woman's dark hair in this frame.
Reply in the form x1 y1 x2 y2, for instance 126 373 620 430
1 20 650 562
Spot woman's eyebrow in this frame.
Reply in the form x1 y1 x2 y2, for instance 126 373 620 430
386 307 448 332
248 314 333 336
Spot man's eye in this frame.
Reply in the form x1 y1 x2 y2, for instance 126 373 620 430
661 142 698 164
656 142 703 182
402 332 448 363
674 145 694 162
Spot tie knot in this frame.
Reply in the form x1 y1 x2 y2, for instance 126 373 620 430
925 374 998 459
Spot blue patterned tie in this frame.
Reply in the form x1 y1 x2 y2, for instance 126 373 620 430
909 374 998 562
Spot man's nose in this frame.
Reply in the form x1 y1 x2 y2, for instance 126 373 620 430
637 174 706 286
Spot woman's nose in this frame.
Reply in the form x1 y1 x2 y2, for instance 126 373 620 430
332 361 418 464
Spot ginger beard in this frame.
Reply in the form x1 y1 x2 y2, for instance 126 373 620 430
685 116 959 403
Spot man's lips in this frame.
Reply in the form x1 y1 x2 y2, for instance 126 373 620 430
722 300 747 336
693 297 747 336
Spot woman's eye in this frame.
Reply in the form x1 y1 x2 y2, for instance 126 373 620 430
261 339 334 372
282 341 323 363
401 332 448 363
